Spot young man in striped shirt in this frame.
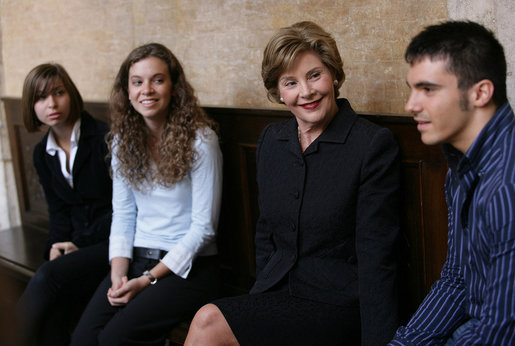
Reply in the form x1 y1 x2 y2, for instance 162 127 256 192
391 21 514 345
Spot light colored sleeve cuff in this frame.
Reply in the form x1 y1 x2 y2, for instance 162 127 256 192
161 243 194 279
109 235 134 262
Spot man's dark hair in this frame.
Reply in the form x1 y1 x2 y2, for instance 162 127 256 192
405 21 507 107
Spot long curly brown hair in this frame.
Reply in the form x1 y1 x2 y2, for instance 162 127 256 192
108 43 217 190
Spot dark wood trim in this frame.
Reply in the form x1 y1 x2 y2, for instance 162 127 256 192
1 97 449 333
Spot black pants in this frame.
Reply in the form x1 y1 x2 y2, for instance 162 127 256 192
17 241 109 346
70 255 220 346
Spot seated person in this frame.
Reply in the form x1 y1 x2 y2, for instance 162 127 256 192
70 43 223 345
390 21 515 345
186 21 401 346
17 63 112 346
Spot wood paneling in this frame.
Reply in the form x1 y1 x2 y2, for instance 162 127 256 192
204 107 448 321
2 98 449 322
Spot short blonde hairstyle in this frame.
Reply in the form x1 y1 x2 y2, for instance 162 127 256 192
262 21 345 103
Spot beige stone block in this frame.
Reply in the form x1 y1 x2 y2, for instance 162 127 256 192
0 0 465 113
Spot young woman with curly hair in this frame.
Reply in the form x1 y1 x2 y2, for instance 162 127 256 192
71 43 223 346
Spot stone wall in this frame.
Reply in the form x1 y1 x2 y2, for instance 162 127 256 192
447 0 515 106
0 0 513 230
0 0 450 114
0 3 21 229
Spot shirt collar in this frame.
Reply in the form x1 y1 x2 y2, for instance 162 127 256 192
443 102 514 175
45 118 82 155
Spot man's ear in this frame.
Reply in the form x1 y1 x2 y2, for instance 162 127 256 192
470 79 495 107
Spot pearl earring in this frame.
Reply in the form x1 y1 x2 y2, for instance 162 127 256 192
333 80 338 86
280 97 284 103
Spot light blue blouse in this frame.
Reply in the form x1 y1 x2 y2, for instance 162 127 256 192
109 127 222 279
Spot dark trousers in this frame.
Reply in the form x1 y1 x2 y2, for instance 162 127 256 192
17 241 109 346
70 255 220 346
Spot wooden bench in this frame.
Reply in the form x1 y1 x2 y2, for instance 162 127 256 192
0 97 448 343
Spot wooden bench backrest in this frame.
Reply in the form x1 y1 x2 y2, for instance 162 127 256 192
3 97 448 322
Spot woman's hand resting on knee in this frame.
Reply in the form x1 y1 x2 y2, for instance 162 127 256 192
50 241 79 260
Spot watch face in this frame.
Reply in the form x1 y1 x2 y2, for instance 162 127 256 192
144 270 157 284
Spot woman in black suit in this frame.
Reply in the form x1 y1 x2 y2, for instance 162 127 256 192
186 21 401 346
17 63 112 346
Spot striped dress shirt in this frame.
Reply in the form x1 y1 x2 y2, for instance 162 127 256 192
390 102 515 345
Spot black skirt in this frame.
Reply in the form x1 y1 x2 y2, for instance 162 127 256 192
212 285 361 346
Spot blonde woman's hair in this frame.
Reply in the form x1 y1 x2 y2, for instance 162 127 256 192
108 43 217 190
262 21 345 103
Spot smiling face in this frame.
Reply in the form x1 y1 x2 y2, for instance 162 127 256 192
278 51 339 132
405 57 479 152
33 78 72 130
128 56 173 125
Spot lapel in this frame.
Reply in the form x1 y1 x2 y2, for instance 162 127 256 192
72 112 93 178
275 117 303 157
43 112 96 198
306 100 356 155
44 144 74 195
275 98 357 157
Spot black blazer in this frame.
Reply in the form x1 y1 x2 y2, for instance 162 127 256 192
251 99 400 345
33 111 112 259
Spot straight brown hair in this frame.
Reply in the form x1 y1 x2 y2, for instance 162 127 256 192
21 63 83 132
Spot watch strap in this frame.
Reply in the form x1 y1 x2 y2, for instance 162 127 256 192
143 270 157 285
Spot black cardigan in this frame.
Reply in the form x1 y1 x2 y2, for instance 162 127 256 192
33 111 112 259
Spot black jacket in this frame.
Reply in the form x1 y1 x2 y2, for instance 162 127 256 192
251 99 400 345
33 111 112 259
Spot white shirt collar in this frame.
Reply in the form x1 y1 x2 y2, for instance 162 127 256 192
45 118 81 155
45 118 82 187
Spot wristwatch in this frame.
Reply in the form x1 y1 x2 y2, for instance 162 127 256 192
143 270 157 285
